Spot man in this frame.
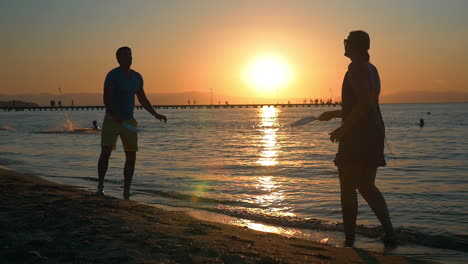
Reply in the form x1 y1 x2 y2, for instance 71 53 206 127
97 46 167 199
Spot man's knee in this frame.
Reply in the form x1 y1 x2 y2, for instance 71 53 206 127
100 146 112 159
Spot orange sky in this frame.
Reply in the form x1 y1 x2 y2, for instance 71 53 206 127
2 1 467 103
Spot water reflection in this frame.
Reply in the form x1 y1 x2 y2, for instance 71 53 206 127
252 108 294 217
236 219 297 237
244 175 295 218
257 106 279 166
254 176 284 207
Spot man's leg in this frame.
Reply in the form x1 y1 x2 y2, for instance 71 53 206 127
99 115 119 195
97 146 113 194
123 151 136 199
120 119 138 200
338 164 359 246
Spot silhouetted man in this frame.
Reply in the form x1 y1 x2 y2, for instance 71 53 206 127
97 46 167 199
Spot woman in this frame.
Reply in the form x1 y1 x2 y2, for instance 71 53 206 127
318 30 396 247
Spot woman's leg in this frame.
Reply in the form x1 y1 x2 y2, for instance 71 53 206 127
338 165 359 246
357 167 395 239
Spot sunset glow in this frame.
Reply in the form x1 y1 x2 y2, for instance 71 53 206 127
244 54 293 94
1 1 467 104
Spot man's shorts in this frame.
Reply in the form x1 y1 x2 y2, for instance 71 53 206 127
101 115 138 152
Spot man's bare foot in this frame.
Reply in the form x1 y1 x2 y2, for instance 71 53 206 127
344 235 355 247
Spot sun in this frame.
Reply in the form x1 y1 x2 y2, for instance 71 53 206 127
244 54 293 93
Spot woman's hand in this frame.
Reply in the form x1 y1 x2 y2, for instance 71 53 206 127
318 111 334 121
318 110 341 121
329 126 345 143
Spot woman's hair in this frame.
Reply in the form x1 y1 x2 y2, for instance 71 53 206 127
347 30 370 61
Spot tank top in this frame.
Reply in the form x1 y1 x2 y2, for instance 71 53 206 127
335 62 386 167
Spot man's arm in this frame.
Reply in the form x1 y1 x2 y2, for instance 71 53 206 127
103 84 122 121
103 71 124 122
103 84 111 108
136 88 167 122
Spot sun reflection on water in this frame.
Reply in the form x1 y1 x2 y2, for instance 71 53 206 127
254 176 284 206
257 106 280 167
250 108 296 218
240 220 297 236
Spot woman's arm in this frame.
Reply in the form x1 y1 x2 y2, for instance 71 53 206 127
318 110 342 121
330 63 377 142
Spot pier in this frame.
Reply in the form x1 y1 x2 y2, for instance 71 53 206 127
1 103 340 112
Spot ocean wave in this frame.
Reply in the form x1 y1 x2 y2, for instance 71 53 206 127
138 189 264 209
35 128 101 134
210 206 468 252
139 187 468 252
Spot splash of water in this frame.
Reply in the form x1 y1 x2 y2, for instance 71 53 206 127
63 118 75 131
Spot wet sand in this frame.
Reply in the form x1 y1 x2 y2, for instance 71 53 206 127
0 168 435 263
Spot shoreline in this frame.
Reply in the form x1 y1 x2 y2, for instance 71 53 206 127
0 167 437 263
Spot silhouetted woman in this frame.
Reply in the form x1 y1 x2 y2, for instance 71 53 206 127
318 30 396 247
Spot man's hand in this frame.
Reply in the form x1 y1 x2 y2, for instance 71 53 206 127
155 113 167 123
329 126 345 143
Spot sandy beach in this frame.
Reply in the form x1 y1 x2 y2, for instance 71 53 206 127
0 168 436 264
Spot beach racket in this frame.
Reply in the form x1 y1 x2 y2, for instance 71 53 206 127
121 123 139 133
290 116 317 127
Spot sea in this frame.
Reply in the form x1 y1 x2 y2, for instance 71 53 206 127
1 103 467 263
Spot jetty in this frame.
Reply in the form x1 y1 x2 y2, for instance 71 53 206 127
1 103 341 112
